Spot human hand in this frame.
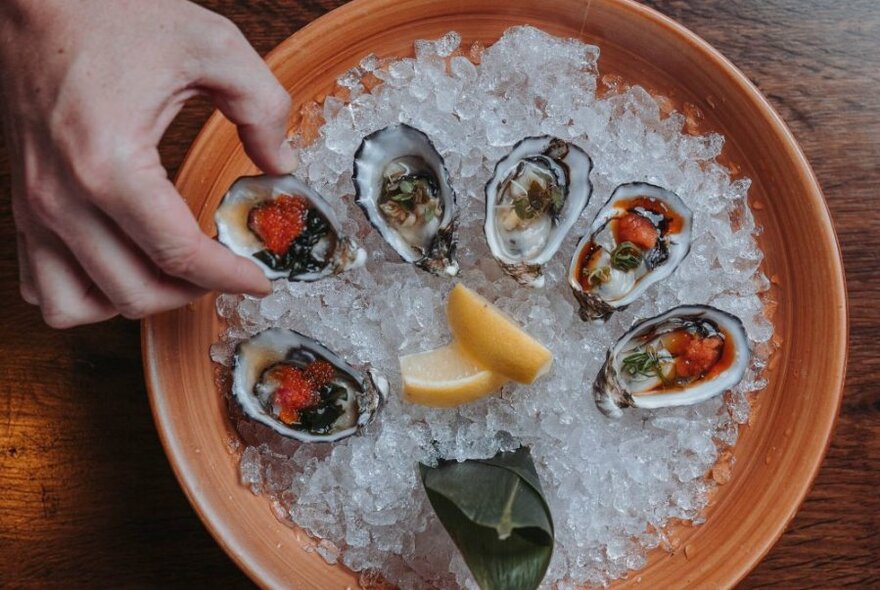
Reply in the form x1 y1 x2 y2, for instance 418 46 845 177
1 0 293 328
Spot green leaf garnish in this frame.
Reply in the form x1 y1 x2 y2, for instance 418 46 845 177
610 241 643 271
399 180 415 193
420 447 554 590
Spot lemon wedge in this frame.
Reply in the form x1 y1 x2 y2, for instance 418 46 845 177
446 283 553 384
400 343 507 407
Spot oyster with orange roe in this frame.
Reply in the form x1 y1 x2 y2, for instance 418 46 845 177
215 174 365 281
232 329 387 442
594 305 749 418
569 182 692 322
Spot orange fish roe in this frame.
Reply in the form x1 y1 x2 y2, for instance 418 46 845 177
615 213 658 250
304 360 336 389
668 333 723 378
268 365 318 425
247 195 309 255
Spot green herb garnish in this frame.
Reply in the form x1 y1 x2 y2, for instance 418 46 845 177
513 197 533 220
298 383 348 434
585 265 611 287
512 180 562 221
610 241 643 271
380 174 438 222
621 346 672 384
391 192 414 203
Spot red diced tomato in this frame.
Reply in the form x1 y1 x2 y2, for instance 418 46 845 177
616 213 658 250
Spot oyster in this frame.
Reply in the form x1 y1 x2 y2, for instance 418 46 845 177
215 174 366 281
232 328 387 442
569 182 693 321
353 124 458 276
485 136 593 287
594 305 750 418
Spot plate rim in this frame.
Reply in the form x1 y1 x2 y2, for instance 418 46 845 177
142 0 848 587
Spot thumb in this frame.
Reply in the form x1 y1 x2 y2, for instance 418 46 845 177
195 21 296 174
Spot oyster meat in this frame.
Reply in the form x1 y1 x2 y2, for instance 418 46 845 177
232 328 387 442
593 305 750 418
353 124 459 276
215 174 366 281
485 136 593 287
569 182 693 322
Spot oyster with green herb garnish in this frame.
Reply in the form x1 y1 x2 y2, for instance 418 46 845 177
594 305 750 418
353 124 459 276
569 182 693 322
215 175 365 281
485 136 593 287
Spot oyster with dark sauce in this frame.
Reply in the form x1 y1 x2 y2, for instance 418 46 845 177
594 305 750 418
569 182 692 321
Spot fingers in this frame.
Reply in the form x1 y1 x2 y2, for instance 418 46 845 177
48 199 211 320
26 229 118 328
16 232 39 305
194 19 295 174
92 171 271 297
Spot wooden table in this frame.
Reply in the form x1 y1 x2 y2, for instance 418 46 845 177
0 0 876 587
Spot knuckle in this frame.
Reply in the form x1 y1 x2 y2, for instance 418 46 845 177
242 84 291 130
211 16 247 52
152 236 202 278
72 145 125 202
26 187 65 226
264 85 292 122
116 294 151 320
41 305 78 329
19 284 39 306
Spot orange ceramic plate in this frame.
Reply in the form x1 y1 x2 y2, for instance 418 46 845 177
142 0 847 588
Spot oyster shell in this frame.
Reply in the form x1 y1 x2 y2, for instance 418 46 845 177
593 305 750 418
215 174 366 281
353 124 459 276
569 182 693 321
232 328 387 442
485 136 593 287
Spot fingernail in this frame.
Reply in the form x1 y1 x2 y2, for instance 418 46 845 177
248 277 272 297
279 140 298 173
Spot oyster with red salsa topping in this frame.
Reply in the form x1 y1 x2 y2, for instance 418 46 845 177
232 329 387 442
353 124 459 276
485 136 593 287
569 182 692 322
594 305 750 418
215 174 366 281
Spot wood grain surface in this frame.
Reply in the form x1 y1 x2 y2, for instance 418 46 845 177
0 1 875 588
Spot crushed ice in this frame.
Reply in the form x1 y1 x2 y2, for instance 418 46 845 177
211 26 774 589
